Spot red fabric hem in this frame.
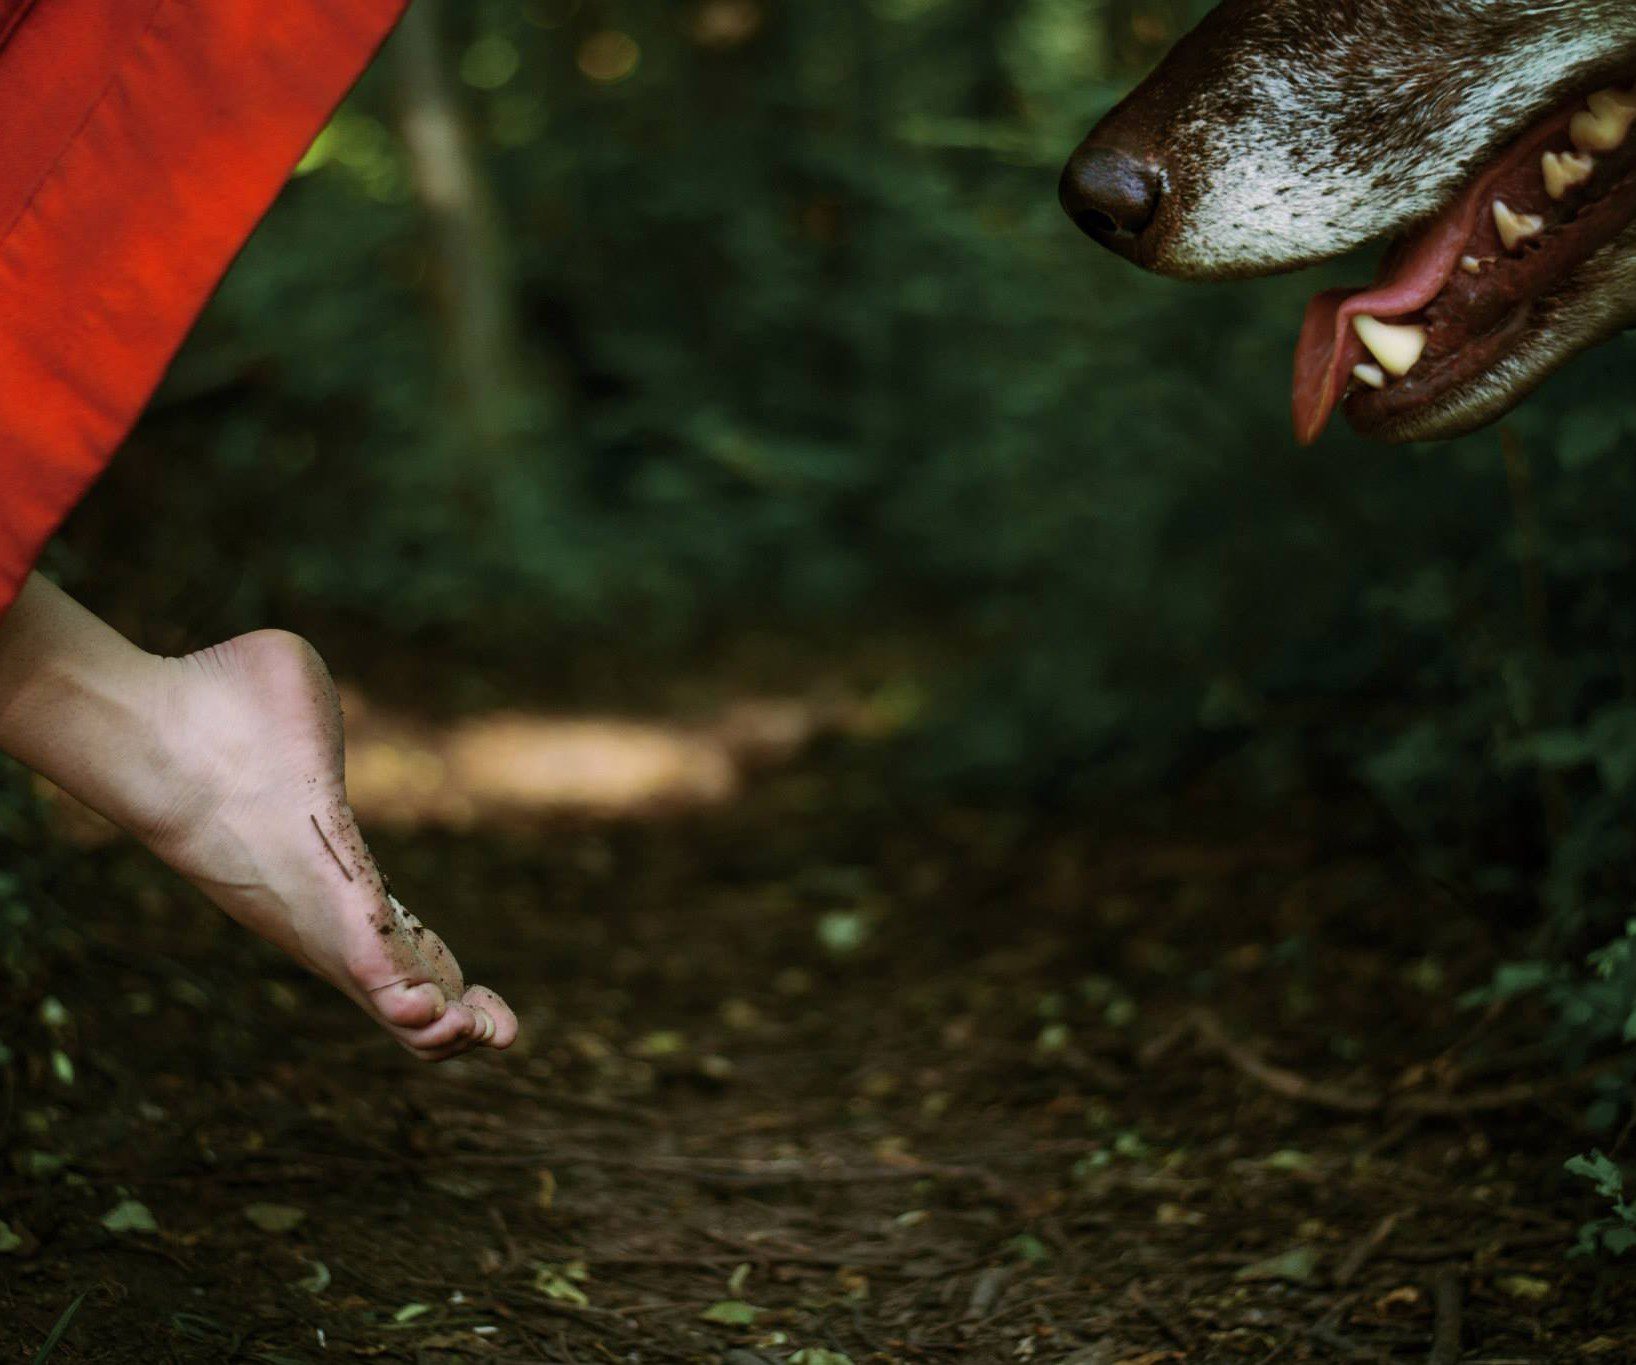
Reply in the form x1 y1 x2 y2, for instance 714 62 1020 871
0 0 408 613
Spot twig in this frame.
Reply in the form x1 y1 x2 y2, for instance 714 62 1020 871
1188 1009 1378 1113
1335 1209 1411 1287
1127 1282 1195 1355
1428 1267 1464 1365
1185 1009 1617 1117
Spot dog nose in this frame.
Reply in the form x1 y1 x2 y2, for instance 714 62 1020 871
1058 145 1162 243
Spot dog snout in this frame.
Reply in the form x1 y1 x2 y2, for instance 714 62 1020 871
1058 144 1162 252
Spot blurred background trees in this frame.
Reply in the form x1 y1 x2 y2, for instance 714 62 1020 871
35 0 1636 1124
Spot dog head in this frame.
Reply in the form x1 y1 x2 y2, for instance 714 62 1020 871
1060 0 1636 443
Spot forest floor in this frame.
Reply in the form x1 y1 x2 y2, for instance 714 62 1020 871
2 726 1634 1363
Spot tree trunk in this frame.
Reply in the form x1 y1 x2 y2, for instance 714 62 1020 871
391 0 525 452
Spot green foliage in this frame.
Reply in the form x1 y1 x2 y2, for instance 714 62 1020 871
1565 1151 1636 1258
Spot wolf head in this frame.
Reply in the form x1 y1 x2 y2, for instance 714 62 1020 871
1061 0 1636 442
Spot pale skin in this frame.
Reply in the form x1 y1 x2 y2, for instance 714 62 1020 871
0 573 517 1061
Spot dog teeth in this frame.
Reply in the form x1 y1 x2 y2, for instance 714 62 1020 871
1570 88 1636 152
1352 315 1427 377
1492 200 1544 251
1351 363 1387 390
1541 150 1595 199
1460 255 1484 274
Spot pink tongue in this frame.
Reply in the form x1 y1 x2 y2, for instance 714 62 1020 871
1290 205 1478 444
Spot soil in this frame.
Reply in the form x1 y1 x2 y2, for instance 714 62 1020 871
2 756 1632 1363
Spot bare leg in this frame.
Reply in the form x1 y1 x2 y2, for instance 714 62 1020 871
0 573 516 1060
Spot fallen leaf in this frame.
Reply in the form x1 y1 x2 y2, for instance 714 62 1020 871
0 1221 22 1254
101 1200 158 1235
633 1029 687 1057
700 1300 760 1326
816 910 868 956
533 1265 590 1307
1008 1233 1050 1264
244 1203 307 1234
1235 1247 1318 1284
1496 1274 1552 1302
14 1150 67 1179
293 1260 332 1294
789 1352 855 1365
393 1302 431 1324
422 1173 492 1201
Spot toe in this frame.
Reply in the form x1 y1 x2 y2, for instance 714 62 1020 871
463 985 518 1050
369 979 448 1029
395 1001 480 1054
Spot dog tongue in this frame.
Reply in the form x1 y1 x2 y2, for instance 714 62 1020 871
1290 203 1479 444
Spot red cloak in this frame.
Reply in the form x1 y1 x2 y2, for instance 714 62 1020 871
0 0 407 615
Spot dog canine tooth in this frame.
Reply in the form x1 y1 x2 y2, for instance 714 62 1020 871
1460 255 1483 273
1352 315 1427 377
1492 200 1545 251
1351 363 1387 390
1570 88 1636 152
1541 149 1595 199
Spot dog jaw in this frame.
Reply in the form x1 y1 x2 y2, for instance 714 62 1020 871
1364 219 1636 442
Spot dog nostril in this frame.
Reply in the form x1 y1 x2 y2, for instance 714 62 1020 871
1058 146 1162 242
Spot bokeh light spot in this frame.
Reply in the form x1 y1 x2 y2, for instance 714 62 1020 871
577 30 641 84
461 34 521 90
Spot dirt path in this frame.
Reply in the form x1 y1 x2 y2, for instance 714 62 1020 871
2 765 1630 1362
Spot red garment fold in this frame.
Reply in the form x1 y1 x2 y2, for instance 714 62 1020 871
0 0 408 613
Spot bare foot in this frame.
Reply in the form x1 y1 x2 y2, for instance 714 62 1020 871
129 631 517 1061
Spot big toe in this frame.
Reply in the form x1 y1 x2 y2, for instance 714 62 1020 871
463 985 519 1050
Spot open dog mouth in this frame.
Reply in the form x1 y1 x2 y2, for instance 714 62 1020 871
1293 79 1636 445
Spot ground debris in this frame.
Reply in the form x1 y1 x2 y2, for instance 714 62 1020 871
1 770 1628 1362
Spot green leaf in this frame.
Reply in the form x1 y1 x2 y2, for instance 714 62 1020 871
0 1221 23 1254
632 1030 687 1058
243 1203 307 1234
32 1290 88 1365
1007 1233 1050 1264
817 909 869 956
292 1260 331 1294
14 1151 67 1179
100 1200 158 1235
789 1351 855 1365
1235 1246 1319 1284
1566 1151 1625 1201
532 1266 590 1307
699 1299 760 1326
1495 1274 1551 1301
1603 1226 1636 1255
392 1303 431 1324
